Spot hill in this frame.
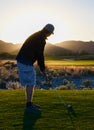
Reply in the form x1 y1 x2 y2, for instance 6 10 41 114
0 40 70 56
44 43 70 56
0 40 22 54
0 40 94 58
56 40 94 54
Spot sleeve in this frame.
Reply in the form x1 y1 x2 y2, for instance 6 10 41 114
37 42 46 71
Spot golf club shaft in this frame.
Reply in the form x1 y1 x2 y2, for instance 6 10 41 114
45 75 67 107
45 72 78 130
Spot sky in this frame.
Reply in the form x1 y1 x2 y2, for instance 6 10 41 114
0 0 94 44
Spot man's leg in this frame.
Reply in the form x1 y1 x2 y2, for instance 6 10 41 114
25 85 41 113
17 62 40 111
26 86 34 103
26 85 40 110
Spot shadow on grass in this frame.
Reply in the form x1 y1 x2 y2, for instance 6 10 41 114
23 110 41 130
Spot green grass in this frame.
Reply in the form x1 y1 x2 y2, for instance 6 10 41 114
45 59 94 66
1 59 94 66
0 90 94 130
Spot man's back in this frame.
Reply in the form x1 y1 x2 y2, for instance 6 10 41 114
16 30 46 67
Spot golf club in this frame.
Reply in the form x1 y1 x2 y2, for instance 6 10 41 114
43 70 80 130
45 73 77 118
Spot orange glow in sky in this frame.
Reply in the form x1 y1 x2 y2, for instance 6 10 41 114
0 0 94 44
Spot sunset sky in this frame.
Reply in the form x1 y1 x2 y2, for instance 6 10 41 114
0 0 94 44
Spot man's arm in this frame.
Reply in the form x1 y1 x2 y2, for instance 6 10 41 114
37 51 45 72
37 42 46 75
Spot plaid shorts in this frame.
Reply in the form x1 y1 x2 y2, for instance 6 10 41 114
17 62 36 87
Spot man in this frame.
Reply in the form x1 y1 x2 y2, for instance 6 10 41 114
16 24 54 112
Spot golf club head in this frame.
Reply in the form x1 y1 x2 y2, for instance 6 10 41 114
67 105 77 117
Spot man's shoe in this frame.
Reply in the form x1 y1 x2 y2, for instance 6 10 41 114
25 104 41 114
31 103 40 108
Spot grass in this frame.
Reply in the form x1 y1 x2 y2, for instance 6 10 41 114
1 59 94 66
0 89 94 130
45 59 94 66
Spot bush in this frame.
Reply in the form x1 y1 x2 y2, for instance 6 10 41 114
66 81 76 90
63 79 76 90
6 81 21 89
81 79 92 89
56 85 67 90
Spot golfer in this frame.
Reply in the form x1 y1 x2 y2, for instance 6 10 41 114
16 24 54 112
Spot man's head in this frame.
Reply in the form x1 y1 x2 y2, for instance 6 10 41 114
42 24 54 36
43 24 54 34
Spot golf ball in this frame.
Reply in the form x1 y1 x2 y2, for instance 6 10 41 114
67 105 72 108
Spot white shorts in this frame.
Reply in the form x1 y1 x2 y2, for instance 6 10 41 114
17 62 36 87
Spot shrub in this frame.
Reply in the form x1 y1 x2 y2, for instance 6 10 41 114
6 81 21 89
56 85 67 90
66 82 76 90
63 79 70 85
81 79 92 89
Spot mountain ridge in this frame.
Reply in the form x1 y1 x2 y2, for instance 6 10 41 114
0 40 94 57
56 40 94 53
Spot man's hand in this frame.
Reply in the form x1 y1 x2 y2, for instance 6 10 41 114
40 70 46 77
